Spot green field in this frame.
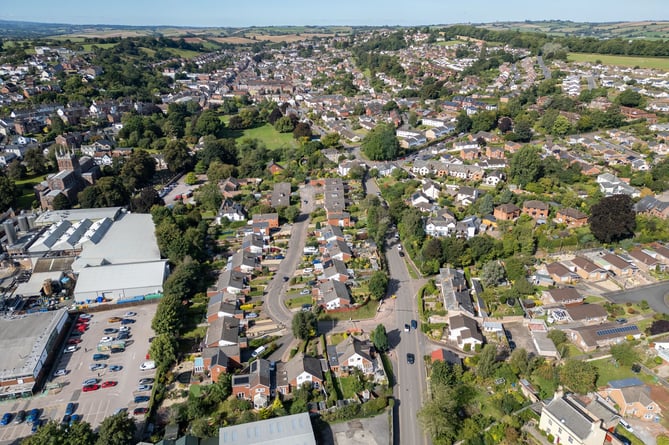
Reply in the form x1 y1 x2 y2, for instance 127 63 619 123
436 40 463 46
237 123 298 149
568 52 669 70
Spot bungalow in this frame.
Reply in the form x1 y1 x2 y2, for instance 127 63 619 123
599 378 662 422
232 358 273 409
564 304 608 324
447 313 484 350
571 256 608 281
651 243 669 265
206 293 241 323
230 250 259 274
598 253 635 277
328 336 375 377
628 248 664 272
566 322 641 352
546 262 580 284
317 279 351 310
284 354 324 391
319 225 345 243
555 208 588 228
338 159 366 177
493 203 520 221
522 200 549 222
542 287 583 306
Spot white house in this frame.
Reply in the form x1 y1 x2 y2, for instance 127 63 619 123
448 314 484 350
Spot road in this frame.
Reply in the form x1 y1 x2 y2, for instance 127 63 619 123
365 176 429 445
264 185 315 361
604 280 669 314
537 55 551 80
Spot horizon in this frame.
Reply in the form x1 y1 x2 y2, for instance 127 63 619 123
1 0 667 28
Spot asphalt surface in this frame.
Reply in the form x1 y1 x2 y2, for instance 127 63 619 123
603 280 669 314
264 185 315 362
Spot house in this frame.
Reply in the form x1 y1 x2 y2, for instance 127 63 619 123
284 354 324 391
439 267 475 316
493 203 520 221
422 180 441 200
539 391 618 445
628 248 664 272
455 186 480 206
485 146 506 159
220 177 240 196
599 378 662 422
556 208 588 228
317 279 351 310
411 191 431 207
542 287 583 306
571 257 608 281
483 171 505 186
230 250 259 274
232 358 273 409
206 293 241 323
203 344 241 383
634 196 669 219
651 243 669 265
216 269 247 294
241 233 264 255
322 239 352 262
216 199 247 224
447 313 484 350
204 316 240 348
267 160 284 175
522 200 549 221
338 159 366 177
596 173 640 198
328 336 375 377
322 259 349 282
566 322 641 352
319 225 345 244
598 253 635 277
430 349 462 366
564 304 608 324
546 262 580 284
326 211 351 228
271 182 291 208
252 213 279 229
425 216 456 237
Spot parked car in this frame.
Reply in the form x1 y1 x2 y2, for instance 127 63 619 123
67 338 82 345
54 369 68 377
82 384 100 392
89 363 106 371
140 361 155 371
93 354 109 361
101 381 117 388
116 332 130 340
60 414 71 426
69 414 81 425
31 419 42 433
124 312 137 317
133 395 150 403
300 289 311 295
26 409 40 423
109 365 123 372
119 326 130 332
69 331 82 337
13 410 25 424
107 317 122 323
82 379 98 387
404 324 410 332
137 384 152 392
64 345 78 353
138 378 154 385
411 319 418 330
65 402 76 416
78 314 93 320
0 413 12 426
120 318 135 325
103 328 118 335
113 408 127 415
407 353 415 364
133 407 148 416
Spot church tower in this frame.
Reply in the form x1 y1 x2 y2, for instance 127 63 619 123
56 149 81 174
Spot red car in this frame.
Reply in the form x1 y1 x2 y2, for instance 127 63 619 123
67 339 82 345
75 326 87 333
101 381 117 388
82 384 99 392
133 407 148 416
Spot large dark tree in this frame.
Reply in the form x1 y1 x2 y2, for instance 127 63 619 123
163 139 193 172
96 412 137 445
0 172 17 211
589 194 636 243
509 145 542 188
120 149 156 190
292 310 317 340
361 123 400 160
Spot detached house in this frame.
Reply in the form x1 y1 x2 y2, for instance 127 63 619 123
327 336 375 377
216 199 247 224
494 203 520 221
542 287 583 306
628 248 664 272
571 257 608 281
232 358 273 409
556 208 588 228
447 313 484 350
522 200 549 222
546 262 580 284
317 279 351 310
283 354 324 391
599 378 662 422
322 259 349 282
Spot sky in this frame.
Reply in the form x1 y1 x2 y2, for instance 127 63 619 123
1 0 667 27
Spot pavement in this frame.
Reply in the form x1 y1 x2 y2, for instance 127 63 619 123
603 280 669 314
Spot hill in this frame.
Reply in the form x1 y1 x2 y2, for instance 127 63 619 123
481 20 669 40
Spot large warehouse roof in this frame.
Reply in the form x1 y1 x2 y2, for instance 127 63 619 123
218 412 315 445
71 213 161 272
0 309 68 381
73 260 168 298
34 207 123 226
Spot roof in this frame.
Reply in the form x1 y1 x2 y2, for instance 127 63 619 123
523 200 549 210
285 354 323 383
318 280 350 304
206 316 240 346
546 262 574 278
495 203 520 213
544 287 582 302
608 378 644 389
271 182 291 208
73 260 167 300
601 253 632 270
564 304 608 321
34 207 122 225
449 314 483 342
571 256 605 273
15 271 64 297
337 336 373 363
557 207 587 219
543 395 597 440
217 412 316 445
569 322 640 348
430 349 462 366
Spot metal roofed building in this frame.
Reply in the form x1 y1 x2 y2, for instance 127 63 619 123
34 207 123 226
73 260 168 303
0 308 69 398
218 412 316 445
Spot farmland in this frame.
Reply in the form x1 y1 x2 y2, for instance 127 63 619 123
567 52 669 70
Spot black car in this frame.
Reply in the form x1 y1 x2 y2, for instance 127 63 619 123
398 250 405 257
120 318 135 325
410 319 418 330
116 332 130 340
133 395 150 403
13 410 25 424
407 353 415 364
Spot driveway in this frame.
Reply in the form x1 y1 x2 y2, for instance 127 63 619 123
604 280 669 314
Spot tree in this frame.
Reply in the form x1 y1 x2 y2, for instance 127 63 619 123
617 89 643 108
321 132 341 148
68 421 97 444
96 412 137 445
509 146 542 187
361 123 400 161
274 116 295 133
194 182 222 212
130 187 163 213
149 333 177 370
23 147 48 174
21 421 68 444
78 177 130 208
282 205 300 223
551 115 571 136
455 111 473 134
547 330 567 348
197 137 237 168
193 109 225 138
120 149 156 190
163 139 193 172
370 324 389 352
480 261 506 287
477 344 498 378
498 116 513 133
6 159 26 180
610 342 639 366
293 122 313 140
292 311 317 340
560 360 597 394
512 116 532 142
152 294 182 336
589 194 636 243
368 271 389 300
52 193 71 210
509 348 530 376
267 108 283 125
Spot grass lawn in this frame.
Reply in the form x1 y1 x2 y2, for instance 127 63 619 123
568 52 669 70
285 295 314 309
338 376 359 399
238 124 298 149
584 295 606 304
328 332 349 346
321 301 380 321
615 427 646 445
590 357 655 387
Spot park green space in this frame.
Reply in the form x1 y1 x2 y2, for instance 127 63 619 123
568 52 669 69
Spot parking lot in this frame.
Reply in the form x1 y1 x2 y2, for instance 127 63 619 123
0 304 157 444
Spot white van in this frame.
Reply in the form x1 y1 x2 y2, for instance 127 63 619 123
251 346 266 358
140 360 156 371
619 419 633 432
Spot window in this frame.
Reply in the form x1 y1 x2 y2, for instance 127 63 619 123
568 437 573 444
648 405 654 410
548 419 553 426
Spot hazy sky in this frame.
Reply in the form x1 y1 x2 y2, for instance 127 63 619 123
2 0 666 27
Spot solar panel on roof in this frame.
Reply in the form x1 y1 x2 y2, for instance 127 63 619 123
596 325 638 336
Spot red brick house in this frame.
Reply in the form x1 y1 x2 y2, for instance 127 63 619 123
522 200 549 221
252 213 279 229
232 358 273 409
555 208 588 228
326 211 351 228
570 257 608 281
493 203 521 221
203 344 241 383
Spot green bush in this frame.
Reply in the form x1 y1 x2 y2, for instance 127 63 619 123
464 344 472 352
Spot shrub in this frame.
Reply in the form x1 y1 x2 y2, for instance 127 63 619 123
656 356 664 365
464 344 472 352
